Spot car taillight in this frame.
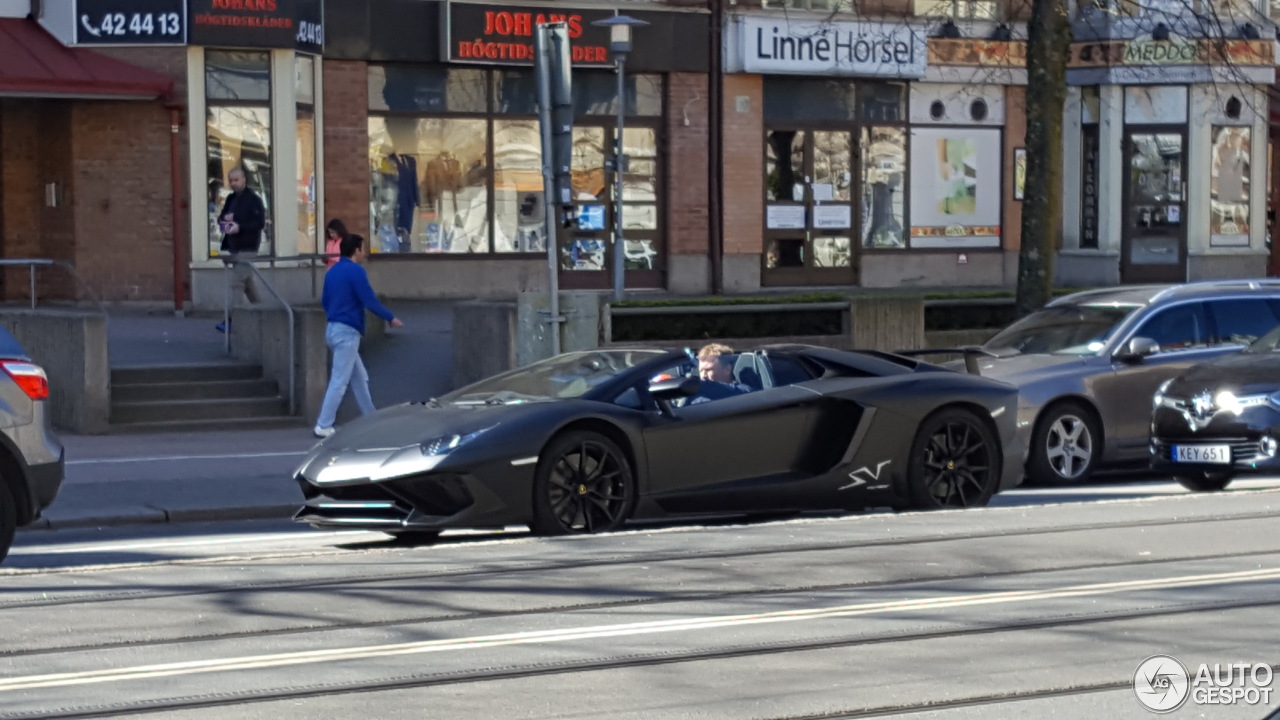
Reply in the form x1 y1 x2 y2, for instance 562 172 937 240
1 361 49 401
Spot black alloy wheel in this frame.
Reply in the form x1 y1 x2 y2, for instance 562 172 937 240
531 431 634 535
0 480 15 564
908 408 1000 510
1173 472 1234 492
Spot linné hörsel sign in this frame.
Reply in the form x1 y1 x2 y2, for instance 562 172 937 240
738 16 926 78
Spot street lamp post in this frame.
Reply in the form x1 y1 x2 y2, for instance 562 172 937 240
592 14 648 301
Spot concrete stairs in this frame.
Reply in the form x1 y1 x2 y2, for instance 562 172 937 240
108 363 305 433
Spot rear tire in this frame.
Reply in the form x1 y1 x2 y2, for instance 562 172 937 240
531 430 635 536
1027 401 1101 486
0 480 16 564
906 408 1001 510
1174 473 1234 492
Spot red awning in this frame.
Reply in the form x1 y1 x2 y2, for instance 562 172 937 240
0 19 173 100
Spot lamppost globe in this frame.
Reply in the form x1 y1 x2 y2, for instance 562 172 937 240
590 13 648 301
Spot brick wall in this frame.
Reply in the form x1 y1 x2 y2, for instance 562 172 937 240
1 101 42 301
322 60 370 239
721 74 764 257
40 103 75 300
72 102 179 302
665 72 709 258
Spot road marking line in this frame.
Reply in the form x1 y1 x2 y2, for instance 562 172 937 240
2 566 1277 691
66 451 310 466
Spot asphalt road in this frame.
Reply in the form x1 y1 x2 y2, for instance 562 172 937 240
2 479 1279 720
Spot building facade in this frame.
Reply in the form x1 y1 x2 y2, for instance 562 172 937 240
7 0 1278 308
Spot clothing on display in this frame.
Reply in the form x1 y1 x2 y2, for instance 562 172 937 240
389 154 419 235
425 152 463 216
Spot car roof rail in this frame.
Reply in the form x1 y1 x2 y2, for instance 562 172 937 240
1151 278 1280 303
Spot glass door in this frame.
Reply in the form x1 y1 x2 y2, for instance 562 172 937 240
557 124 662 290
1122 130 1187 283
763 129 858 286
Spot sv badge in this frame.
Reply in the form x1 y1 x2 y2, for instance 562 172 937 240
839 460 891 491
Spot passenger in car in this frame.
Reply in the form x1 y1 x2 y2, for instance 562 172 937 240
690 343 753 404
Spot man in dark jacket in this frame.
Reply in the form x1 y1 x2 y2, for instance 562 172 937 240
216 168 266 330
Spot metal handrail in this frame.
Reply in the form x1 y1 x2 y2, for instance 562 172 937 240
610 301 850 316
222 259 296 416
0 258 109 319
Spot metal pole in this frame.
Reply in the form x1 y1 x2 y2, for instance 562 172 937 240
28 265 35 309
708 0 724 295
612 54 627 302
535 26 562 356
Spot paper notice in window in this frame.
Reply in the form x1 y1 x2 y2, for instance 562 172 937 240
812 183 834 201
814 205 852 229
767 205 806 229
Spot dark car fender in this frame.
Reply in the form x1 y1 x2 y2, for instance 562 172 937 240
818 373 1022 497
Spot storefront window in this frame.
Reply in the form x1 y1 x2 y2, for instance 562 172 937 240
368 65 664 269
763 79 856 123
763 81 908 284
206 50 273 258
766 131 806 203
862 127 907 249
913 0 998 18
1081 124 1100 249
369 116 489 253
908 127 1002 248
1210 126 1251 246
296 55 318 256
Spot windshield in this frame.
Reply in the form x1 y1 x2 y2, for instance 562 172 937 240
1246 324 1280 353
984 304 1139 356
440 350 668 404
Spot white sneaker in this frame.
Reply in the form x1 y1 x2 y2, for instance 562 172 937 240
313 425 335 438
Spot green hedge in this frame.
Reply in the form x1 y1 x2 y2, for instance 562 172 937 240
611 308 844 342
608 288 1092 341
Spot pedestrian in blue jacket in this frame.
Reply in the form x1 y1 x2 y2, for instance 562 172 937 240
314 234 403 438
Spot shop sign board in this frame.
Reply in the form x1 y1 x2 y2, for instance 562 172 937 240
187 0 324 52
73 0 187 45
444 4 618 66
737 16 927 78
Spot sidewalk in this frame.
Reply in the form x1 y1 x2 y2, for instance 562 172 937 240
23 299 457 532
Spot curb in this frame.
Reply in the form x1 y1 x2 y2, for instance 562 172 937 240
20 504 300 532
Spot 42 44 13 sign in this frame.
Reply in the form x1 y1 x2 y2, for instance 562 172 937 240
74 0 187 45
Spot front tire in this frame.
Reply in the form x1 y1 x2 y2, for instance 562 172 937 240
907 408 1001 510
1027 402 1101 486
531 430 635 536
1174 473 1234 492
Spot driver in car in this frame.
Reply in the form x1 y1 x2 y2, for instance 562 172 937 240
690 343 753 404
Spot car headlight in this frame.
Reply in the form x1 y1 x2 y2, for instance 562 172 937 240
1153 379 1175 407
1213 391 1268 415
421 426 494 457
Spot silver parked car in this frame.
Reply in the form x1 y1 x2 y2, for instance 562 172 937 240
0 325 64 563
961 280 1280 485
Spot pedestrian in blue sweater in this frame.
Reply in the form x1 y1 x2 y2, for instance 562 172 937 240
314 234 403 438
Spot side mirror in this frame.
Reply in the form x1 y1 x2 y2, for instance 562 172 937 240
649 376 700 418
1117 336 1159 362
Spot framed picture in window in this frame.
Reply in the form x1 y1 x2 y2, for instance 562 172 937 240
1014 147 1027 201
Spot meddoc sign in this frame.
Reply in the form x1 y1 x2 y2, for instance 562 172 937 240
739 17 926 78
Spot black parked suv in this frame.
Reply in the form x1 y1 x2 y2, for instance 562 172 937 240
0 325 64 562
1151 322 1280 491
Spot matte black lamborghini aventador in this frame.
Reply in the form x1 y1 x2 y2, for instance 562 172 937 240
292 345 1025 540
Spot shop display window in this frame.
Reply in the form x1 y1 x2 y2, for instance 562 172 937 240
206 50 274 258
296 55 318 256
367 65 664 262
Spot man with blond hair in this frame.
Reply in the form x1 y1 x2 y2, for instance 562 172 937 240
691 342 752 404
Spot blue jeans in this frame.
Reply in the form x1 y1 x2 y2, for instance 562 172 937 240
315 322 375 429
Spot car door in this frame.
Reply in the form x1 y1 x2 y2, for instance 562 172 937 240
640 355 821 512
1090 301 1229 454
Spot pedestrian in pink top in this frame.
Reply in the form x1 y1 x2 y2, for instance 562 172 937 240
324 218 348 268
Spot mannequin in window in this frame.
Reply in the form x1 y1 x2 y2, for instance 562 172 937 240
425 150 464 218
382 118 421 252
